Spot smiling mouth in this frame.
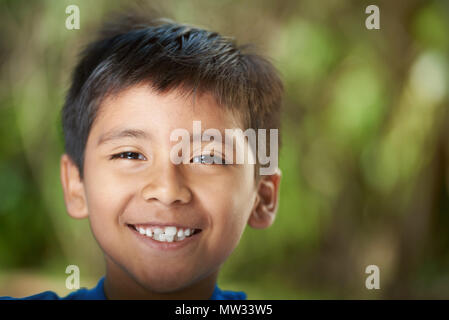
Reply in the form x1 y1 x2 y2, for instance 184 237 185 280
127 224 202 243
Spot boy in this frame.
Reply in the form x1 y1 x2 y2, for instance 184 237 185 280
1 12 283 300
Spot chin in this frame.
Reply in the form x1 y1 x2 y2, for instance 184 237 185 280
136 267 199 293
141 278 197 295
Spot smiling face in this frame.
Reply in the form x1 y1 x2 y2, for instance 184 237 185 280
60 83 281 299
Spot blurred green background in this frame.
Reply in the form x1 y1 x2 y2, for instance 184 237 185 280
1 0 449 299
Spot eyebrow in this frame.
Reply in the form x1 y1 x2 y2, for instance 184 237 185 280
191 131 235 149
97 128 242 148
97 128 150 146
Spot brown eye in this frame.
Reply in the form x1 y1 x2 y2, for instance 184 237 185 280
110 152 146 161
191 154 225 165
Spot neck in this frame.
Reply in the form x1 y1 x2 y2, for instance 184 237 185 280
103 256 219 300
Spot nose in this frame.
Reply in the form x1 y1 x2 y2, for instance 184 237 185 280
141 162 192 206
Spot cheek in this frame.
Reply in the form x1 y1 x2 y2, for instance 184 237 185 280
83 161 137 253
197 170 256 259
84 166 131 216
83 151 144 211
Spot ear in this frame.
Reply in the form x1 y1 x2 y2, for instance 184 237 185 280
60 154 89 219
248 168 282 229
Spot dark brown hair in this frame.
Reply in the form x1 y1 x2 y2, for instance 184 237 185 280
61 12 283 179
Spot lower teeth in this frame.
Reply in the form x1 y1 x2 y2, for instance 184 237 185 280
135 227 196 242
154 233 189 242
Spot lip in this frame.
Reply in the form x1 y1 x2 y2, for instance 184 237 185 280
129 222 202 230
127 224 202 251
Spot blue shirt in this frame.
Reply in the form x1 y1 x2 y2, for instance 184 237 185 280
0 277 246 300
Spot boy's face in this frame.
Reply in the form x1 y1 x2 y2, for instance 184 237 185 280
61 84 280 295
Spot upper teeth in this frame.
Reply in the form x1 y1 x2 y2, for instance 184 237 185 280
135 225 196 242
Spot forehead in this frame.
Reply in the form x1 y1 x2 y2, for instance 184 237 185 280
90 84 243 138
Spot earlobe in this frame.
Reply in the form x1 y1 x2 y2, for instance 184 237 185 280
248 168 282 229
60 154 89 219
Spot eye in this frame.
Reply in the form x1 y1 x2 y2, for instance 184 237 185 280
191 154 225 165
110 151 147 161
